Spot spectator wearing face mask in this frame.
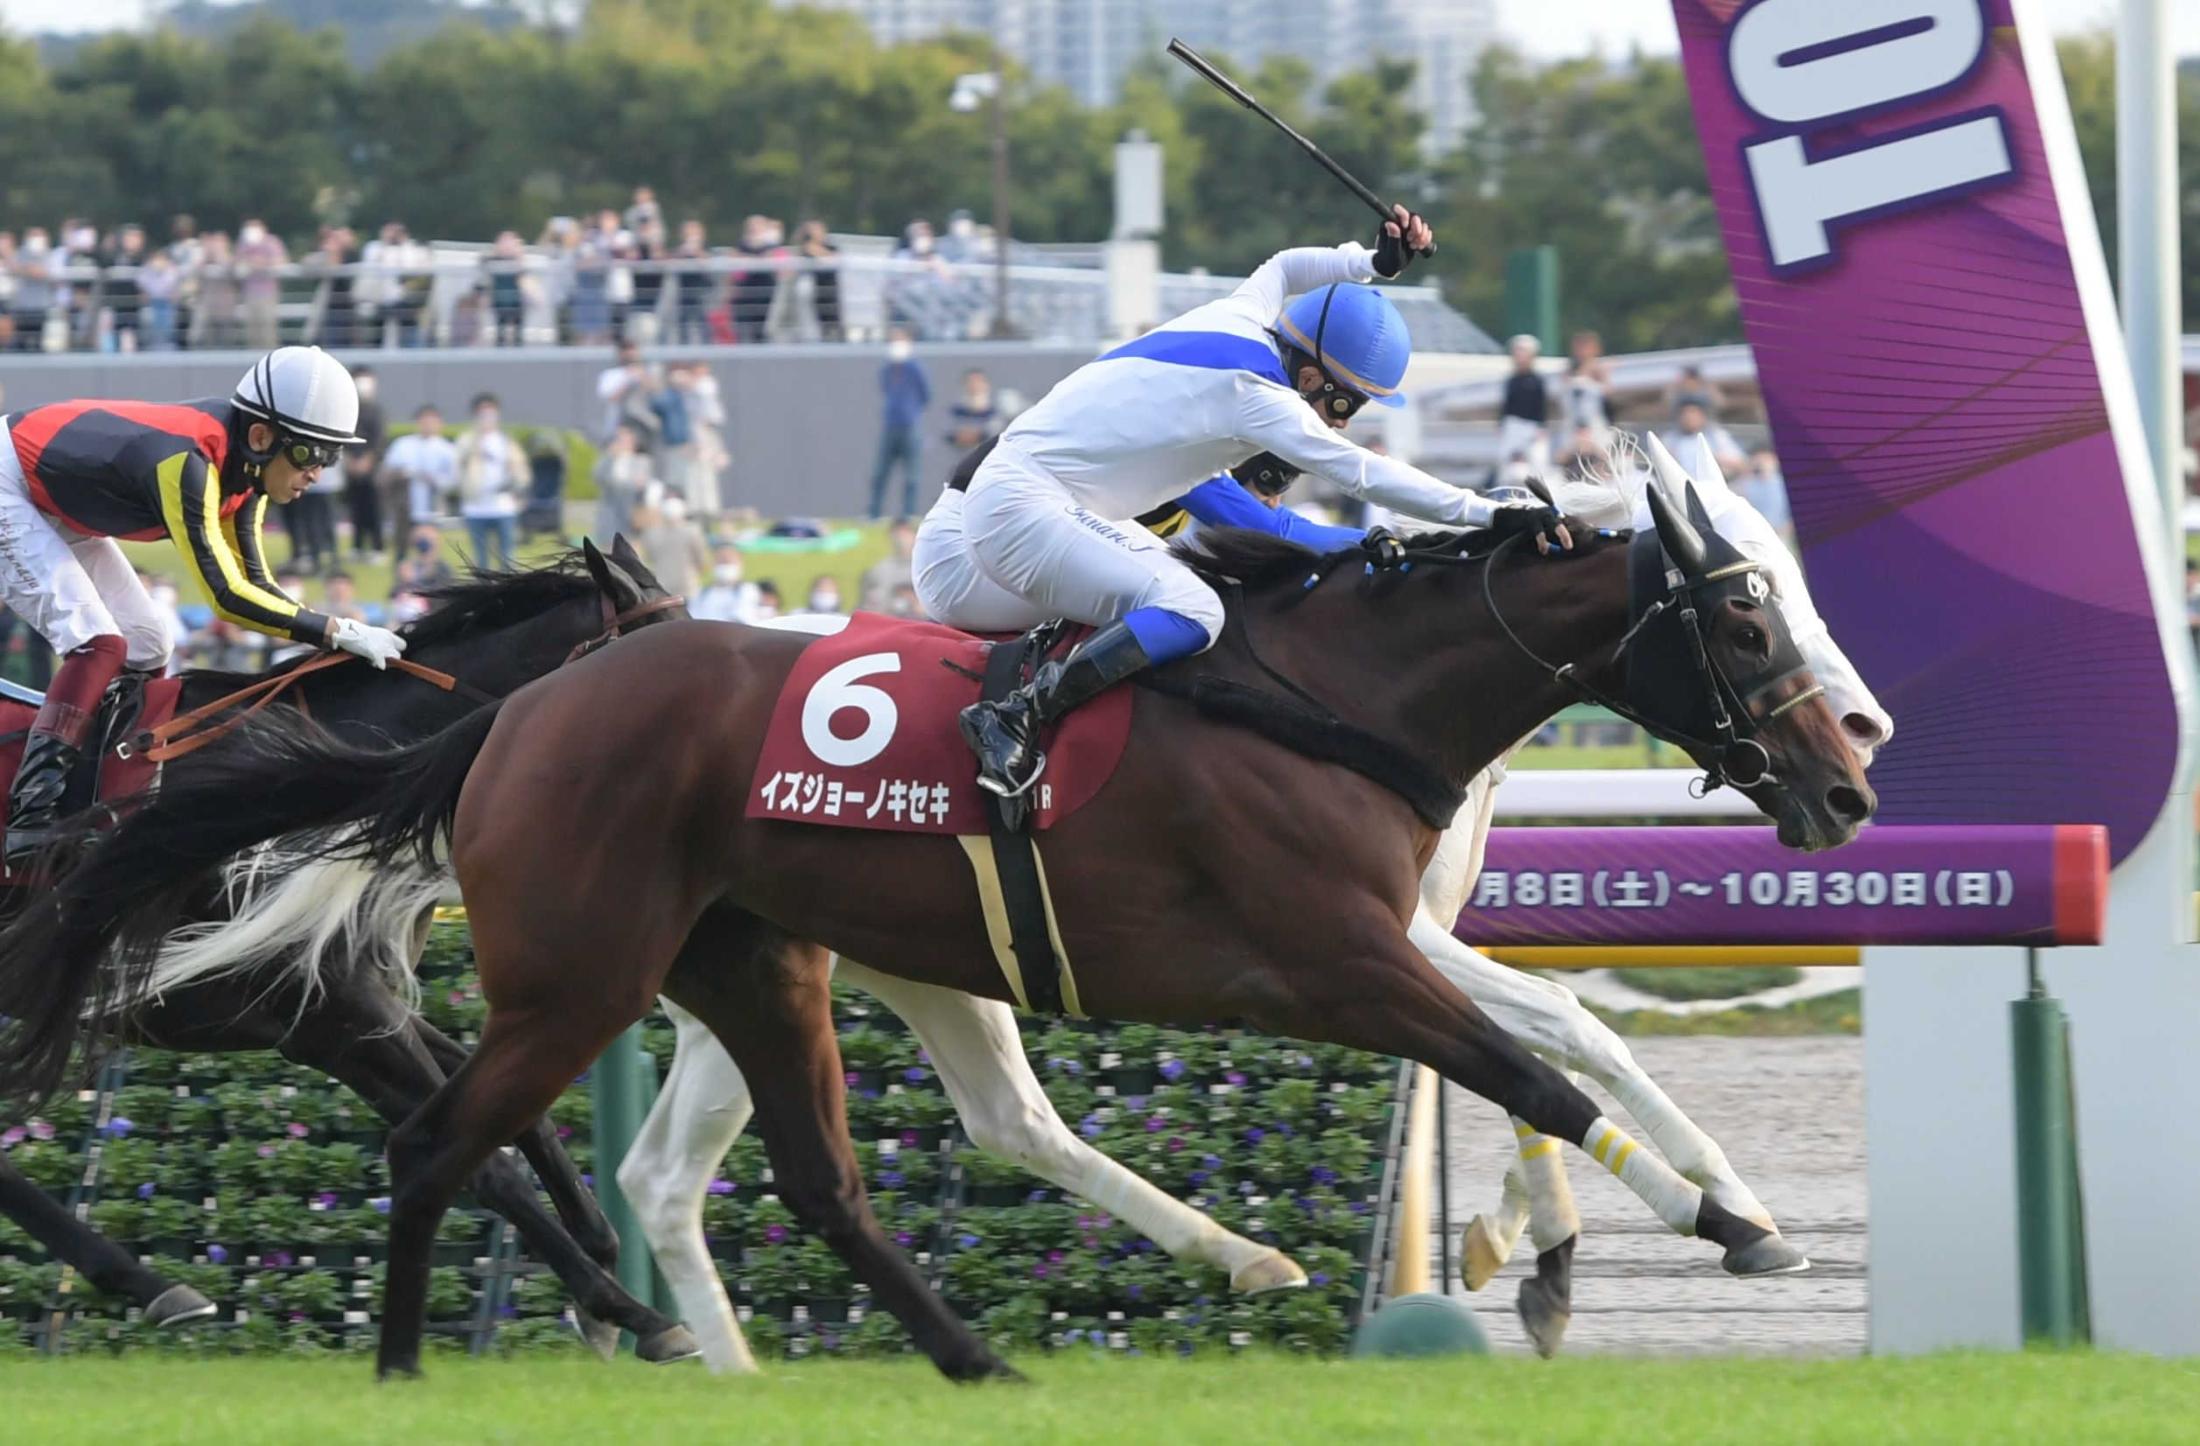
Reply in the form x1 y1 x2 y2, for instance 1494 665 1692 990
394 524 456 598
236 218 289 351
794 220 841 341
638 494 712 599
343 367 389 562
382 404 458 540
860 518 918 613
868 329 929 519
454 393 524 571
731 216 783 344
692 546 761 623
804 574 844 615
594 420 656 542
753 579 782 621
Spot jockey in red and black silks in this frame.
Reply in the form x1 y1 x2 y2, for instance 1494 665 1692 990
0 346 407 862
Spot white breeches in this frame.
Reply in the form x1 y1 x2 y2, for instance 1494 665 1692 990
0 431 174 669
914 453 1225 646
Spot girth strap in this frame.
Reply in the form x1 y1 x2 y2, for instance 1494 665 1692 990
977 635 1071 1015
1137 672 1467 831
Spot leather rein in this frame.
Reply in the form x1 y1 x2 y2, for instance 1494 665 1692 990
132 592 687 765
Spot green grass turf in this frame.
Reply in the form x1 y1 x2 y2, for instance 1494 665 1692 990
1609 965 1805 1001
4 1351 2196 1446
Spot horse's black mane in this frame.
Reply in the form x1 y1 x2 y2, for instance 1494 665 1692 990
1174 524 1626 593
182 553 600 694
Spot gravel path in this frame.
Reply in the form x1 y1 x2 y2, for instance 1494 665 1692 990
1424 1035 1866 1356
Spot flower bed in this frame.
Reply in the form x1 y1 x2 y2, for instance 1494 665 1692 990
3 920 1395 1357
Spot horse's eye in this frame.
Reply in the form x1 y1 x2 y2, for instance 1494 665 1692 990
1737 626 1766 650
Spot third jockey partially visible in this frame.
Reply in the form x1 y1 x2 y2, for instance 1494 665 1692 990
916 207 1570 799
0 346 408 859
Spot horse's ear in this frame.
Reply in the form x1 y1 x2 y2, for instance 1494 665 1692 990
581 538 632 605
1647 474 1708 577
1522 473 1556 508
1683 479 1717 536
609 533 643 569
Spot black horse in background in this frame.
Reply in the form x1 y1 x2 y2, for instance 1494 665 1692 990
0 538 698 1361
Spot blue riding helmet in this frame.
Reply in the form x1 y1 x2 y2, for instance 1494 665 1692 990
1275 283 1411 410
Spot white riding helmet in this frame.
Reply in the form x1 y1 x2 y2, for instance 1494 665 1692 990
230 346 364 447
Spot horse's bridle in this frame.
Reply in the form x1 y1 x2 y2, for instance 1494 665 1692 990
565 593 689 664
1474 532 1824 794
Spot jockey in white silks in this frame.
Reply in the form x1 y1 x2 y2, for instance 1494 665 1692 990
913 207 1570 802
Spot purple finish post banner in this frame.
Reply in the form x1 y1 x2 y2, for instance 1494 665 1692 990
1670 2 2179 862
1454 824 2106 947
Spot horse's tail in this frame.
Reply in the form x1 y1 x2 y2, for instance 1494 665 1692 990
0 700 503 1110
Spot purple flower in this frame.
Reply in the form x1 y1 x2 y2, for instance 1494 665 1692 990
1032 1261 1049 1278
879 1171 905 1189
1188 1170 1209 1187
104 1117 134 1138
1144 1115 1165 1134
207 1243 228 1263
1244 1127 1265 1145
556 1125 572 1140
1310 1166 1338 1185
1224 1072 1247 1087
1202 1154 1222 1169
581 1174 592 1189
902 1067 928 1083
285 1122 310 1139
1047 1249 1065 1263
256 1144 276 1158
1165 1135 1185 1153
265 1250 294 1268
894 1230 914 1247
844 1071 861 1089
1126 1283 1144 1300
1026 1189 1049 1204
764 1223 788 1244
1311 1272 1331 1286
315 1192 339 1209
370 1197 391 1214
957 1233 980 1249
1159 1059 1185 1082
137 1181 157 1199
707 1179 736 1197
1078 1115 1103 1140
0 1125 24 1148
28 1121 54 1141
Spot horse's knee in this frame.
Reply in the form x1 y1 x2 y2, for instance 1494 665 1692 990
774 1167 869 1244
963 1099 1079 1180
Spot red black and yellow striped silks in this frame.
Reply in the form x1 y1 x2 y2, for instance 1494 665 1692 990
6 398 328 646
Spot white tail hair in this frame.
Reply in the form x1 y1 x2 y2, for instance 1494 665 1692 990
143 841 449 1027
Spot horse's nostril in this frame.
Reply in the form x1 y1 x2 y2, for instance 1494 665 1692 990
1826 784 1872 824
1843 713 1887 747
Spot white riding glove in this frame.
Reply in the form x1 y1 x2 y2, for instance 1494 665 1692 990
328 616 408 670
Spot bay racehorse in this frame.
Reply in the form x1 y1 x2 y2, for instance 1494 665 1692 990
0 539 699 1358
0 475 1875 1378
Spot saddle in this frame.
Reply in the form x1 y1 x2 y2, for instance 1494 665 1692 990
0 672 180 883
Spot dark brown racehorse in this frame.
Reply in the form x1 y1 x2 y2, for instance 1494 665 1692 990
0 481 1873 1378
0 539 696 1359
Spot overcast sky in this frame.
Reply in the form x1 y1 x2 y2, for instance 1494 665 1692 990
0 0 2190 54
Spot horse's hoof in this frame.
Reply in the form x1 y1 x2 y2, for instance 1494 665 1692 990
946 1353 1023 1384
1516 1276 1571 1359
1229 1250 1307 1295
1722 1233 1810 1278
637 1324 703 1365
1461 1216 1511 1292
573 1308 621 1363
143 1284 218 1328
375 1361 425 1383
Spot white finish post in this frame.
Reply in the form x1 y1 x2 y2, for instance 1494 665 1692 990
2118 0 2184 538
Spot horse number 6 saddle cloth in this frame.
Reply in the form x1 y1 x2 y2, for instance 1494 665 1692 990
745 613 1135 835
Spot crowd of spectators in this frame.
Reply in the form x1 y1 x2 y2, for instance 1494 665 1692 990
1490 329 1795 551
0 189 1022 354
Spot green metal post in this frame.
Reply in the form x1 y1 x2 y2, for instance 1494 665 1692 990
1503 246 1560 354
592 1023 658 1323
2010 949 2089 1346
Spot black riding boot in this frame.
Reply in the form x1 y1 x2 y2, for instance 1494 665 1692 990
5 729 83 866
960 621 1153 801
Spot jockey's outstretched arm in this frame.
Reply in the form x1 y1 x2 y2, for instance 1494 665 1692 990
159 451 331 648
1174 476 1363 553
1229 243 1385 320
1236 384 1493 528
